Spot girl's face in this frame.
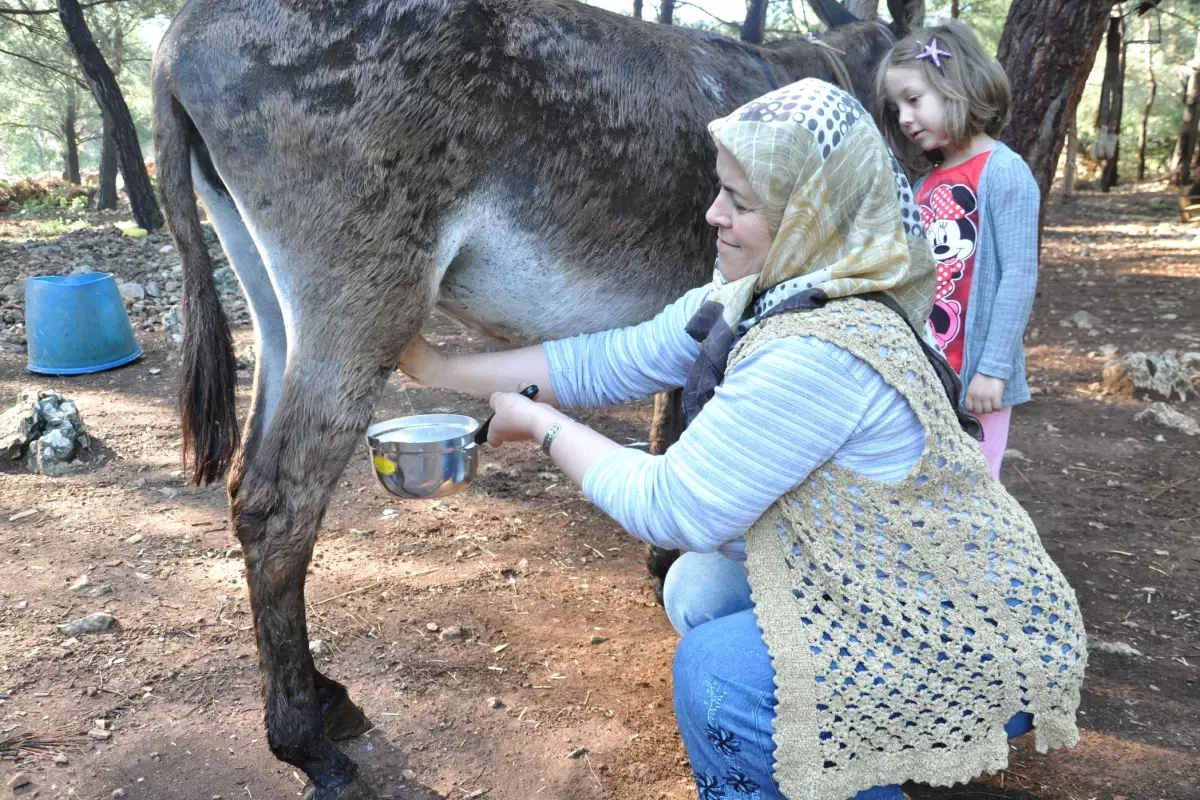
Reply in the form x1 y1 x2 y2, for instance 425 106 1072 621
706 145 773 282
884 66 951 152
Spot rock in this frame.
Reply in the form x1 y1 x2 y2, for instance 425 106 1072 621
8 772 31 790
439 626 466 642
590 635 608 645
212 266 238 293
3 390 89 474
112 788 127 797
53 753 68 766
57 612 119 637
162 304 183 349
118 282 145 303
425 622 439 632
88 728 112 740
1135 403 1200 436
401 770 417 782
1070 310 1101 330
26 427 76 476
0 395 39 459
144 281 161 298
486 696 504 709
126 533 144 545
1102 351 1200 401
0 283 23 302
89 584 114 597
236 345 256 370
1090 640 1142 657
309 639 331 658
566 747 589 759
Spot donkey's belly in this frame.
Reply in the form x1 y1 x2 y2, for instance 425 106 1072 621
433 195 688 345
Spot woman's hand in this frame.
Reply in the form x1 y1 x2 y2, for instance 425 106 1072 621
964 374 1005 415
397 334 443 385
486 389 551 446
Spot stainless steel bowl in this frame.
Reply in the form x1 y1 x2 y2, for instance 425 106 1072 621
366 414 481 499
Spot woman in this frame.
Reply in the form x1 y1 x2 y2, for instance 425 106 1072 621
400 78 1086 800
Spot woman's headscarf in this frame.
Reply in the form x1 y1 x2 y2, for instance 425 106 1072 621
682 78 946 426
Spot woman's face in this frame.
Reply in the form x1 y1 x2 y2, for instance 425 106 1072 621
706 145 773 282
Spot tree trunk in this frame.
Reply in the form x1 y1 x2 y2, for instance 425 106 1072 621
97 120 118 209
1137 22 1157 182
1096 14 1126 192
633 0 643 18
742 0 768 43
56 0 162 230
62 88 81 185
1062 118 1078 202
658 0 674 25
997 0 1116 219
844 0 878 19
1171 30 1200 186
950 0 959 17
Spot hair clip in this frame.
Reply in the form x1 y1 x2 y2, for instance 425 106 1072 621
914 38 952 69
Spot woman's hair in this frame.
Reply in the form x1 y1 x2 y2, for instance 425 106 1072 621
874 21 1012 174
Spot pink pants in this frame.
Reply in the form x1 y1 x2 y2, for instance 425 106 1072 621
977 407 1012 479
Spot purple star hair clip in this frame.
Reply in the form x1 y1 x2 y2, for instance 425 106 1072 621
914 38 952 69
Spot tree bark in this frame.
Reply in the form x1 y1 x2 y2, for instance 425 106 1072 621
633 0 643 18
1062 118 1078 202
97 120 118 209
62 88 81 184
844 0 878 19
1137 21 1157 181
56 0 161 229
742 0 768 43
1096 14 1126 192
997 0 1116 218
1170 30 1200 186
950 0 959 18
658 0 674 25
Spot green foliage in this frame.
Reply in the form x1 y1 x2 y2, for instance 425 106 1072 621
0 0 185 178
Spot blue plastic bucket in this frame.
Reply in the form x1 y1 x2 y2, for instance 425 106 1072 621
25 273 143 375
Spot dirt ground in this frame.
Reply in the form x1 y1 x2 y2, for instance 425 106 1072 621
1 183 1197 800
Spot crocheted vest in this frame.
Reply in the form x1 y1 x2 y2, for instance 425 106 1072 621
728 299 1086 800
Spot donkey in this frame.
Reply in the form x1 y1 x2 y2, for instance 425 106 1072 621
152 0 919 796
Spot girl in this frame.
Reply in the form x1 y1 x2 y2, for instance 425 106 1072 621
400 79 1084 799
877 21 1040 479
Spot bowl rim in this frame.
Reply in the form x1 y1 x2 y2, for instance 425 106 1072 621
366 413 480 452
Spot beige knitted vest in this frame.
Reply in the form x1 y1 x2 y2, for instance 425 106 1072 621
728 299 1086 800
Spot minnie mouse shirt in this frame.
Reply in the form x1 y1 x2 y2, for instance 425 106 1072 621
916 149 992 373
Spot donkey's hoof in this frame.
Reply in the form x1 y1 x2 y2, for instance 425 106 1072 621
323 693 373 741
305 776 379 800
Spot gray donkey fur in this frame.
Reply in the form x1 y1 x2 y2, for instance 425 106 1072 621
151 0 918 795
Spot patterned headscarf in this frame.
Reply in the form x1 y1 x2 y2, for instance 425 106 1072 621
682 79 941 425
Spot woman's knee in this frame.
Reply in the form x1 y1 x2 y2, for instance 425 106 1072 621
663 551 753 636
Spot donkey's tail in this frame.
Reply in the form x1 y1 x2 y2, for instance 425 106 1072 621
152 65 239 485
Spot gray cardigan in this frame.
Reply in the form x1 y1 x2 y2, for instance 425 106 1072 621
914 141 1040 407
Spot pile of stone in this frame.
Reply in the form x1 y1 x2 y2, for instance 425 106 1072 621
0 390 90 476
1101 350 1200 401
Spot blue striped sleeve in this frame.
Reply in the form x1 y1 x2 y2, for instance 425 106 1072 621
580 336 876 553
544 285 710 409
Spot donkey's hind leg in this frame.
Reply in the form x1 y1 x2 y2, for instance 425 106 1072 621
233 343 402 799
192 174 371 745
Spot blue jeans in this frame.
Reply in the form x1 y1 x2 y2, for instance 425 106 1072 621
665 551 1034 800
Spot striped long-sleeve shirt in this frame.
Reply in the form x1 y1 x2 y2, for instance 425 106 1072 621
544 285 925 561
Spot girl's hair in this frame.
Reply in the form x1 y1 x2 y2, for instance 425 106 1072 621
874 21 1012 174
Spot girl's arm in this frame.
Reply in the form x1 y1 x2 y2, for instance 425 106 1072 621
400 284 710 408
977 158 1040 383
